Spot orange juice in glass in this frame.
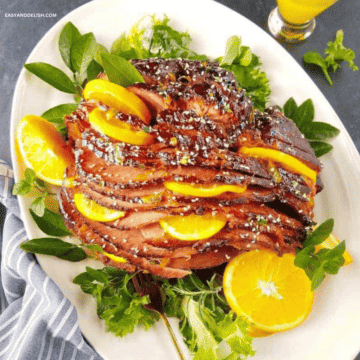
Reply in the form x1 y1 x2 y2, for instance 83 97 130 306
268 0 339 43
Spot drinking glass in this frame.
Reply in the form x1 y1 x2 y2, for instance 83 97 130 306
268 0 339 43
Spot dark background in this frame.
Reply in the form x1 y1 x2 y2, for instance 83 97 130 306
1 0 359 166
1 0 359 359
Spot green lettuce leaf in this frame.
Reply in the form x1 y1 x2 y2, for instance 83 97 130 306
73 267 158 337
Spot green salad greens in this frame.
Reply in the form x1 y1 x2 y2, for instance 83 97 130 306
15 14 350 360
303 29 358 85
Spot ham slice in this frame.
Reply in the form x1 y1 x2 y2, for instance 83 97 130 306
59 58 322 278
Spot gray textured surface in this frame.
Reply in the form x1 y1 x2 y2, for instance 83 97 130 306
1 0 359 359
1 0 360 166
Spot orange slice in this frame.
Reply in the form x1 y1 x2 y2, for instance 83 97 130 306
239 147 317 183
74 193 125 222
16 115 74 186
223 250 314 333
164 182 247 197
316 233 353 265
159 213 227 241
89 108 153 145
83 79 151 124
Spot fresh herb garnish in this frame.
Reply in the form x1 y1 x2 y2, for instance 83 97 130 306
73 267 158 337
216 35 271 110
100 53 144 87
12 168 54 217
29 209 72 237
283 97 340 157
73 269 255 359
86 59 104 81
13 168 71 236
24 22 108 103
23 62 76 94
58 21 81 73
70 32 98 79
294 219 346 291
41 103 78 124
41 103 78 139
163 273 255 359
111 15 206 61
303 30 358 85
20 237 87 262
111 17 270 110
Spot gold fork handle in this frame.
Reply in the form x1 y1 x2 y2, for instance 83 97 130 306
158 312 186 360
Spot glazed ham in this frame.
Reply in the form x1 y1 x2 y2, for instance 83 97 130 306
60 58 322 278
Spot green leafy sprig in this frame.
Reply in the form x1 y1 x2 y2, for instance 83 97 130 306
111 15 206 61
111 17 270 110
303 30 358 85
73 267 158 337
12 168 51 217
295 219 346 291
24 21 146 135
216 35 271 111
72 268 256 359
163 273 255 359
20 237 87 262
283 97 340 157
12 168 72 236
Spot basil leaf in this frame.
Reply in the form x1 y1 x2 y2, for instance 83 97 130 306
310 141 333 157
291 99 314 130
220 35 242 66
24 62 76 94
41 103 78 124
302 121 340 140
71 33 98 75
283 97 297 119
87 59 104 81
30 194 47 217
303 218 334 248
20 237 87 262
12 180 31 196
58 22 81 72
30 208 72 236
101 53 144 87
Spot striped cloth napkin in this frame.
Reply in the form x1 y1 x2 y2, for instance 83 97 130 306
0 160 103 360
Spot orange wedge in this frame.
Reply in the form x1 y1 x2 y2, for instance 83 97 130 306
16 115 74 186
223 250 314 333
83 79 151 124
159 213 227 241
89 108 153 145
74 193 125 222
164 182 247 197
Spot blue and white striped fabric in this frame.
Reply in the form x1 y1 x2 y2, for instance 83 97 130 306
0 161 103 360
